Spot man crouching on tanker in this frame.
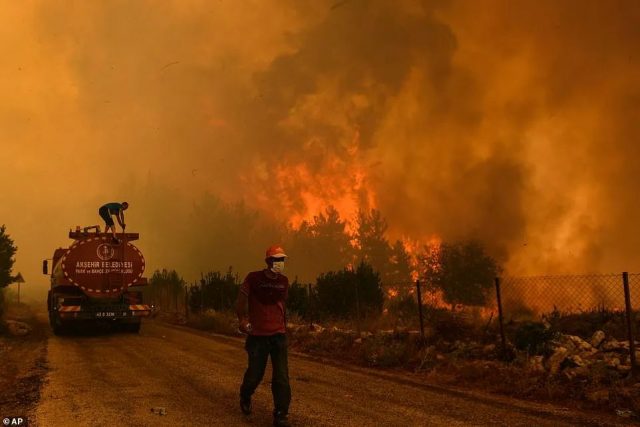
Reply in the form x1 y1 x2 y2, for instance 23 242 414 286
236 245 291 427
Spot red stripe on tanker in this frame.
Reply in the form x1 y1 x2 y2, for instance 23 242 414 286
60 235 145 298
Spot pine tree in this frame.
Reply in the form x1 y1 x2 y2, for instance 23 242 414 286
0 225 17 289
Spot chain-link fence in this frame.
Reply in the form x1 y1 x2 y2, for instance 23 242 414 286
159 270 640 370
499 274 627 318
494 272 640 369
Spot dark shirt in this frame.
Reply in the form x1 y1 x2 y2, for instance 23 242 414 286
240 270 289 336
101 202 123 215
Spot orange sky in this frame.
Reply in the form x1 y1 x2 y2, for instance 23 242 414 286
1 0 639 300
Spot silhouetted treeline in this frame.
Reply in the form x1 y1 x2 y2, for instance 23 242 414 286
161 241 498 321
149 207 501 317
146 269 186 311
188 268 240 313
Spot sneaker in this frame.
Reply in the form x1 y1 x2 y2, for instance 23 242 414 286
240 397 252 415
273 411 290 427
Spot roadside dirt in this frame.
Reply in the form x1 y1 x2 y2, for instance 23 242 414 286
0 304 48 422
33 318 631 426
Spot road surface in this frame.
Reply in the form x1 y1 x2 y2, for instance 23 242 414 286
33 319 626 426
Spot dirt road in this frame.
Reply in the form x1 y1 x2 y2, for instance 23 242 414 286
31 319 628 426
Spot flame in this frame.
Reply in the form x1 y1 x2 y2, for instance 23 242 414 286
275 160 376 234
402 236 442 282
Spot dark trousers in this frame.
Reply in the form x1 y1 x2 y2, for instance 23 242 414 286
240 333 291 414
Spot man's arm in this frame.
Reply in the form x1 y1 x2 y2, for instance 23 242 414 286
236 292 250 333
236 292 248 323
117 210 125 229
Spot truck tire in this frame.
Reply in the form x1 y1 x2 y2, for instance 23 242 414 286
50 313 66 336
117 321 141 333
126 322 141 333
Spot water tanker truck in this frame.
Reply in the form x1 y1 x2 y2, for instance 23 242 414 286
43 228 150 334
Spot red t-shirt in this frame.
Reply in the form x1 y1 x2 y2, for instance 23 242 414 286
240 270 289 336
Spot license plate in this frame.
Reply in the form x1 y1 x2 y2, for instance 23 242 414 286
96 312 117 317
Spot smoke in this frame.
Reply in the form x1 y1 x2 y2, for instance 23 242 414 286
1 0 639 300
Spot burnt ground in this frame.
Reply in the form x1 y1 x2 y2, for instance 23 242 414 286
0 303 49 422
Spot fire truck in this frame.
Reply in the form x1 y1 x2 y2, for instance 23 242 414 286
43 228 150 334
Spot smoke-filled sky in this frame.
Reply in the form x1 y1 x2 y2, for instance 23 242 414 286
2 0 639 299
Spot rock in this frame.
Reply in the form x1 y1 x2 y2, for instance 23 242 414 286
605 356 621 369
151 407 167 416
311 323 325 333
570 354 586 366
528 355 545 373
5 320 31 336
603 339 629 352
563 366 590 380
554 336 576 353
591 330 606 348
567 335 593 351
616 409 635 419
617 364 632 374
547 347 569 375
586 390 610 404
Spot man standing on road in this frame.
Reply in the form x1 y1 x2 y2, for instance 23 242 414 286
236 245 291 427
98 202 128 243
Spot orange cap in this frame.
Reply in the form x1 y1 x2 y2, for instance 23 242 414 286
265 245 287 259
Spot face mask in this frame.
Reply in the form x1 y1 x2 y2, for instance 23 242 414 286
271 261 285 274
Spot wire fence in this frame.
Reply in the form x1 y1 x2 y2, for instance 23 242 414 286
148 270 640 371
499 274 628 318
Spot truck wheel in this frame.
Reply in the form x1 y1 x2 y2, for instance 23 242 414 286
126 322 141 333
50 313 66 336
118 322 140 334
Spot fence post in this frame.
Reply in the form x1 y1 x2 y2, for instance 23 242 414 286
494 277 507 356
307 283 313 329
184 285 189 320
623 272 637 375
354 279 361 334
415 280 425 344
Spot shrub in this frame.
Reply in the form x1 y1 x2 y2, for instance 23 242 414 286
287 281 310 318
187 311 238 335
513 321 557 355
362 335 414 367
542 307 628 340
315 262 383 319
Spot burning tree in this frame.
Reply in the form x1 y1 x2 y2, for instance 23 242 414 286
353 209 392 277
420 240 501 308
